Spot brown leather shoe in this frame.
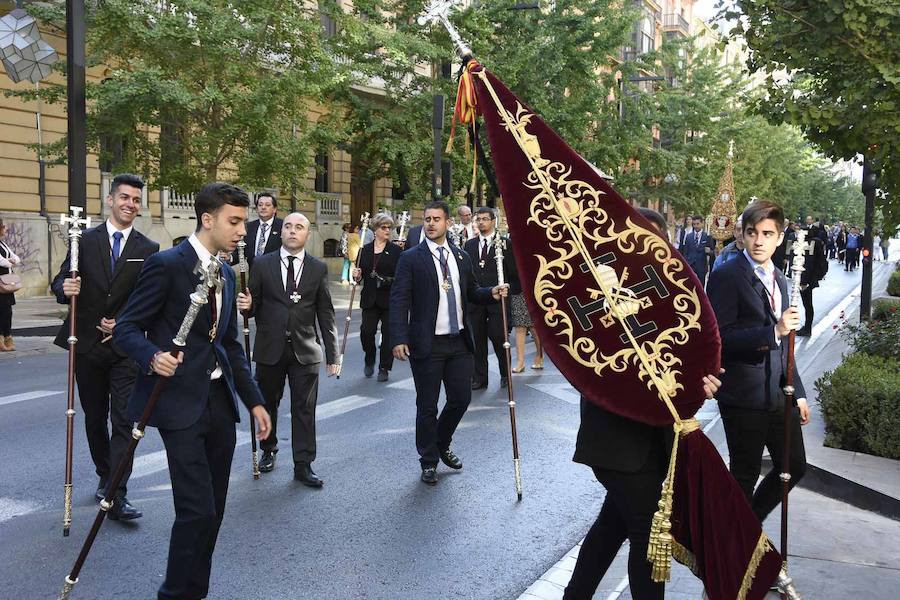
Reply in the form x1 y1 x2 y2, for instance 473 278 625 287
0 337 9 352
3 336 13 351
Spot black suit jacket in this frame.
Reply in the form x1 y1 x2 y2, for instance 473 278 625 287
232 217 283 270
463 235 521 310
707 254 806 411
389 241 495 360
681 230 713 277
248 251 338 367
573 398 672 473
404 225 425 250
114 240 264 429
52 223 160 354
357 241 401 310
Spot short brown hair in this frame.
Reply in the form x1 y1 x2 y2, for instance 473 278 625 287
741 200 785 233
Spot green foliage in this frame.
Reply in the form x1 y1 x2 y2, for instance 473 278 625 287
872 297 900 320
888 271 900 297
841 305 900 360
722 0 900 231
816 353 900 459
14 0 355 193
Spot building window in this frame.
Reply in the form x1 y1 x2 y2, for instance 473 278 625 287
315 152 330 193
99 133 126 173
323 238 340 257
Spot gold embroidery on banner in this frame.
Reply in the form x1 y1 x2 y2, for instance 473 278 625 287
497 101 702 405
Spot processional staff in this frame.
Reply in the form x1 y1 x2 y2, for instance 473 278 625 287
60 206 91 537
236 238 260 480
59 261 221 600
494 218 523 501
778 229 808 600
335 212 370 378
396 210 410 245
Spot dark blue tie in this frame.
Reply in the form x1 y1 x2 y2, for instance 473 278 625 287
439 247 460 335
111 231 123 273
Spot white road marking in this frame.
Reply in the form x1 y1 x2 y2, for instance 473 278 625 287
387 376 416 390
131 394 381 480
0 390 64 407
0 497 43 524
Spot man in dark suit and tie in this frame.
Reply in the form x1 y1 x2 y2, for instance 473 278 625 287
404 222 425 249
247 212 338 486
707 200 809 523
390 200 508 486
51 173 159 520
114 182 271 600
680 215 714 286
464 207 520 390
233 191 282 270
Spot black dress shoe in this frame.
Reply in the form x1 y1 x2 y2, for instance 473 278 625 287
259 450 276 473
107 496 143 521
439 448 463 470
294 463 324 487
471 382 487 390
377 368 389 382
364 362 375 377
421 467 438 485
500 377 508 389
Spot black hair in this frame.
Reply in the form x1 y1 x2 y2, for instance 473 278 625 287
741 200 785 233
691 214 704 222
255 192 277 208
194 182 250 230
475 206 496 220
637 207 667 235
423 200 450 218
110 173 144 196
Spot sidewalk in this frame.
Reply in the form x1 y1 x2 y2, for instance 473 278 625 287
519 260 900 600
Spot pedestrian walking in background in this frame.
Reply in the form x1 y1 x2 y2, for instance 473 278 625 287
845 226 861 271
0 218 22 351
354 212 401 382
340 223 352 284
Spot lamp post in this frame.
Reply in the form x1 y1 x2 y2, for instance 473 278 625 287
859 159 878 320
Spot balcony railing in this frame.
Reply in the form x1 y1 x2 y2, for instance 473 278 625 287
162 188 196 217
662 13 690 35
315 192 343 224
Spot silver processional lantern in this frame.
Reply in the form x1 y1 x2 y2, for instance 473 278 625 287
0 8 59 84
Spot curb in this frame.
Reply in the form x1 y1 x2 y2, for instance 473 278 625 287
761 456 900 521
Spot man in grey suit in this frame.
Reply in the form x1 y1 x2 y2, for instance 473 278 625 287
247 212 338 487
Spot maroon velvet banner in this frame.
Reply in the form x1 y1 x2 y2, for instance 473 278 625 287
472 67 720 426
673 432 784 599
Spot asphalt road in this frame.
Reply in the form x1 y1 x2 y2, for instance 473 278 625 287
0 254 892 600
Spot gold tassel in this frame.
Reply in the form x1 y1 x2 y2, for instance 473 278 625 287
736 533 776 600
647 487 675 582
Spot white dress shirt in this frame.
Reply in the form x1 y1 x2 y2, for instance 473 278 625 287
477 234 493 261
255 217 276 255
279 247 306 291
189 233 223 380
426 238 464 335
106 220 133 259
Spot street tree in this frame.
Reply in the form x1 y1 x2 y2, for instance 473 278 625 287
719 0 900 231
14 0 353 194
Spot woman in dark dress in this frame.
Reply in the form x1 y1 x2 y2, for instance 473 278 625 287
353 213 401 382
0 218 22 351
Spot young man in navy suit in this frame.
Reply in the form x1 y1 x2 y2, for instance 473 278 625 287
707 200 810 523
115 182 271 600
390 201 508 485
681 215 714 286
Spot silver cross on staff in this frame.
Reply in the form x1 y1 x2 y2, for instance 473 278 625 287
417 0 473 61
59 206 91 273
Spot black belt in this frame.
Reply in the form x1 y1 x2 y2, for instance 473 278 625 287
434 333 461 339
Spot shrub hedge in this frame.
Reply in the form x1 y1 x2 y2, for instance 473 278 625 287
816 353 900 459
888 271 900 296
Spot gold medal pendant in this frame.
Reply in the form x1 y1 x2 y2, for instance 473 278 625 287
441 278 452 292
208 324 217 342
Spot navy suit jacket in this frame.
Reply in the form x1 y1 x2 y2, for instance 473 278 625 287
114 239 265 430
707 254 806 411
389 240 495 360
404 225 424 250
681 229 713 278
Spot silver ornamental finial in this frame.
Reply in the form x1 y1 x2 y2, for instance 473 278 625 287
418 0 473 61
60 206 91 273
237 237 248 274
